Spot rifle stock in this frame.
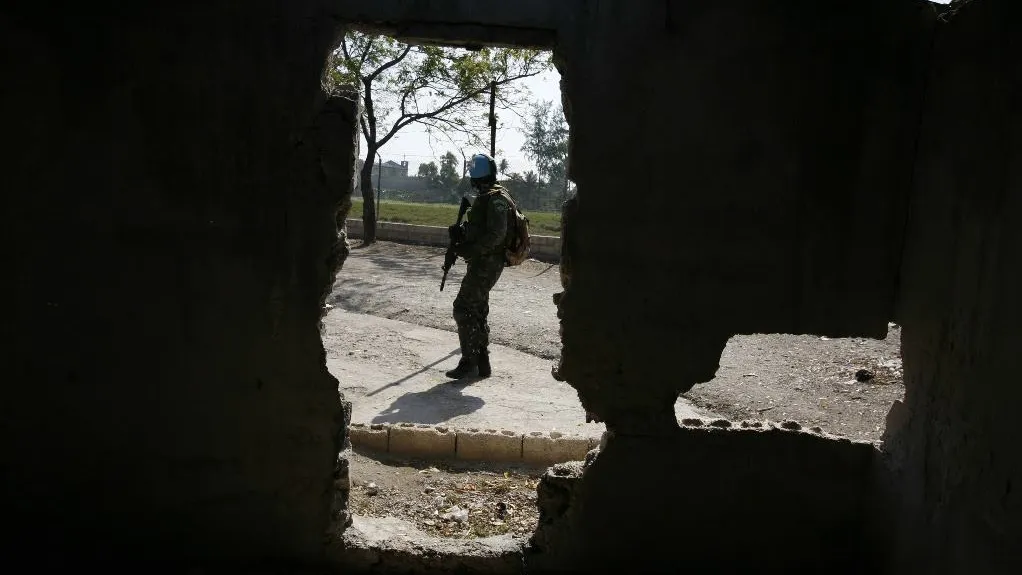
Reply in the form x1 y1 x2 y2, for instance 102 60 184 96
440 196 473 291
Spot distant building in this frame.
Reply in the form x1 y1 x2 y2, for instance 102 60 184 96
353 159 419 197
355 159 408 181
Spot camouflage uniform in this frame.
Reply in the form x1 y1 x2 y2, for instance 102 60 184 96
453 184 511 360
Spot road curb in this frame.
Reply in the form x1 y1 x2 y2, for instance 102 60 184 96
348 417 849 466
349 422 600 466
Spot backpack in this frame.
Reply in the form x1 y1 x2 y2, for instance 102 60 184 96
489 187 530 266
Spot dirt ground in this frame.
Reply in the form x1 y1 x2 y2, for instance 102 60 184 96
348 450 542 540
330 240 904 442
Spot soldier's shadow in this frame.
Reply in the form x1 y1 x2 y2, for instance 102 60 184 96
371 379 485 425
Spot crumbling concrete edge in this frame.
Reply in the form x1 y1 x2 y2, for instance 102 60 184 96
349 417 861 466
330 515 526 575
677 416 867 442
348 422 598 466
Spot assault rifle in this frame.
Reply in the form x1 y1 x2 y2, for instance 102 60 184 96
440 196 473 291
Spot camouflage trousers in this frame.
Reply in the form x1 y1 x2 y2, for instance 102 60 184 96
453 255 505 359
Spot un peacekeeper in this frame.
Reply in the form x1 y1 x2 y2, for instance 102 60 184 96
445 153 511 380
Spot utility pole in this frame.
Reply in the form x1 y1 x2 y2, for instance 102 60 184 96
376 154 382 219
489 80 497 159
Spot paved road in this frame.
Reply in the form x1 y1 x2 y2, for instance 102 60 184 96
329 241 562 360
328 240 905 441
323 308 708 438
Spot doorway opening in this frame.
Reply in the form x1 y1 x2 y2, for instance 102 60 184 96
320 28 581 541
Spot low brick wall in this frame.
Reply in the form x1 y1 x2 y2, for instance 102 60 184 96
346 219 560 263
348 422 598 466
348 418 843 467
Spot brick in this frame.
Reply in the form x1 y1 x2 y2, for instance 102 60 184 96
348 423 389 453
388 423 456 458
456 429 522 462
522 432 590 466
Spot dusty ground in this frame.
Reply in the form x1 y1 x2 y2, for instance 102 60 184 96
348 450 542 540
330 240 904 442
331 241 560 361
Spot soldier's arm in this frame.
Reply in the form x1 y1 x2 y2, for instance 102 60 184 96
459 196 508 258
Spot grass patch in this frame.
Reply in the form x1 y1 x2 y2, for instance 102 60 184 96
350 199 561 236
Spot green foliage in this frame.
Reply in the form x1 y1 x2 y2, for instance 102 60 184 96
439 151 461 189
417 161 439 187
351 199 562 236
522 100 569 187
329 31 551 152
503 170 562 211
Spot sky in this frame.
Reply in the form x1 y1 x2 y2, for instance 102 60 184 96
357 67 563 177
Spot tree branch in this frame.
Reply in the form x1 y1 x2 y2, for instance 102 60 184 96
364 48 549 155
494 91 529 123
418 115 482 136
377 89 477 149
362 77 378 144
358 36 375 72
359 114 371 144
378 72 507 148
340 36 351 61
397 86 415 119
367 44 412 81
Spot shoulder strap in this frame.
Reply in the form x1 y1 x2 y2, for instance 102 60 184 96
491 186 516 210
481 186 516 209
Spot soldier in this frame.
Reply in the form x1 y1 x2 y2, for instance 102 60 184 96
445 153 512 380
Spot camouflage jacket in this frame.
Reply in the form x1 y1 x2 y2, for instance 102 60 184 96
458 184 510 261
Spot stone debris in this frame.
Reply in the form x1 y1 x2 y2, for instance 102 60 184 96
855 369 875 382
440 505 468 523
349 463 541 540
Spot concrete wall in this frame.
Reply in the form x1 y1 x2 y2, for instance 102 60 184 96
883 1 1022 572
5 0 1022 572
554 0 934 435
3 1 355 566
529 426 882 573
345 219 561 262
535 0 935 570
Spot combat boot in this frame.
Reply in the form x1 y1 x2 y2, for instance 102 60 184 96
477 352 491 378
445 356 477 379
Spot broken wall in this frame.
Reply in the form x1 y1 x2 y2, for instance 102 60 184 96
530 426 882 573
884 1 1022 572
5 0 1022 571
2 1 355 565
535 0 935 570
555 0 933 430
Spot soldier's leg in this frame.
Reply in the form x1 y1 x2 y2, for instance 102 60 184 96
475 261 505 377
448 262 490 379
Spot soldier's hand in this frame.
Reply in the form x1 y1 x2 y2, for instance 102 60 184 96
448 223 465 243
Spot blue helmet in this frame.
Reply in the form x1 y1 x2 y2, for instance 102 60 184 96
468 153 496 178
